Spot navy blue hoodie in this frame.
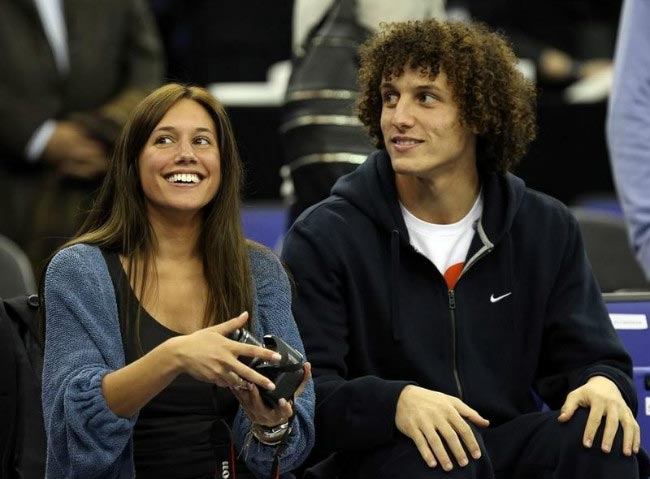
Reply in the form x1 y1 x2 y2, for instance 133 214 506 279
281 150 635 454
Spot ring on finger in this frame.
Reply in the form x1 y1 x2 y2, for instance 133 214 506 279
235 377 250 390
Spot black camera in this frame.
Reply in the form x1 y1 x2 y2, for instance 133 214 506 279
229 328 305 407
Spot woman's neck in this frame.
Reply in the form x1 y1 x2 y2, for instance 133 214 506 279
146 207 202 261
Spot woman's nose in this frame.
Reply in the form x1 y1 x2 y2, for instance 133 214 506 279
176 139 197 163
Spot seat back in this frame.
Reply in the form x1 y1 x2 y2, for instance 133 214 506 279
0 294 45 479
604 291 650 453
0 234 37 298
572 208 648 292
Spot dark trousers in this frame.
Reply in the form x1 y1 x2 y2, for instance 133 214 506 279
305 409 649 479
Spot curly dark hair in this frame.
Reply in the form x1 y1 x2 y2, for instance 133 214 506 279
357 19 537 173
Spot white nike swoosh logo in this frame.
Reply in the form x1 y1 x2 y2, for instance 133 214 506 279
490 292 512 303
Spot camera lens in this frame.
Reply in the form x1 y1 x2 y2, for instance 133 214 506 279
229 328 265 367
229 328 263 348
228 329 304 406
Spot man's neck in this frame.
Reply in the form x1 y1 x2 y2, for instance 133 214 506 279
396 167 480 225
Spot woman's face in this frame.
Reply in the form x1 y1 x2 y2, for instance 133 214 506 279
138 99 221 217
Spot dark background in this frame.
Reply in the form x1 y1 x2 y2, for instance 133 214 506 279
148 0 620 206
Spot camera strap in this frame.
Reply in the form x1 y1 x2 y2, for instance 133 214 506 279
212 417 239 479
270 398 298 479
212 399 298 479
213 439 237 479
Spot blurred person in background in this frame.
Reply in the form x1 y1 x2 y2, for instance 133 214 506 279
445 0 622 207
292 0 446 55
281 0 446 224
607 0 650 283
445 0 618 91
0 0 163 273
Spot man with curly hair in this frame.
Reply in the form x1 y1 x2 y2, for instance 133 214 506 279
282 19 648 478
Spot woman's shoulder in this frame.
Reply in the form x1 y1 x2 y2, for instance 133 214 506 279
54 243 101 258
47 243 106 280
246 241 292 302
246 241 284 274
51 243 102 263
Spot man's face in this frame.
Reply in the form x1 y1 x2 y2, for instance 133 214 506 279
379 67 477 180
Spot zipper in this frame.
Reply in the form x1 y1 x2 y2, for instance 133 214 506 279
448 289 463 399
448 227 493 401
409 238 492 401
449 246 491 401
461 220 494 277
461 247 491 279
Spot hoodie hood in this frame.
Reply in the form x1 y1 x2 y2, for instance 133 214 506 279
331 150 407 237
330 149 527 248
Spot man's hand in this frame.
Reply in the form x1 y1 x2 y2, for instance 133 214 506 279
395 385 489 472
42 121 109 179
539 48 574 81
558 375 640 456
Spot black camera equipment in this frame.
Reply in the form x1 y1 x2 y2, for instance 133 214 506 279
229 328 305 407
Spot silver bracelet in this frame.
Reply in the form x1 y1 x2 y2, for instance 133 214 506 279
251 422 292 446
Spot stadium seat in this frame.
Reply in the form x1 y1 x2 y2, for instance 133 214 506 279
0 234 37 298
604 291 650 453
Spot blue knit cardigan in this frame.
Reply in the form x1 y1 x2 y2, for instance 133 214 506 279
42 243 315 479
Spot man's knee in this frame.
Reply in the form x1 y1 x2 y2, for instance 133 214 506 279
555 408 642 478
355 431 493 479
559 408 624 455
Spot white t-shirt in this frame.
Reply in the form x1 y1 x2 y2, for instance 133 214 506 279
401 192 483 289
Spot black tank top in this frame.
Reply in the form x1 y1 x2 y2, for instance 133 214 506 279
102 251 254 479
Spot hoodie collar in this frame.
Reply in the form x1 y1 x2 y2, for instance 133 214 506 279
331 149 411 240
478 170 526 246
331 149 527 248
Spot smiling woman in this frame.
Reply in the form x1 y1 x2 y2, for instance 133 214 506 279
39 84 315 479
139 98 222 216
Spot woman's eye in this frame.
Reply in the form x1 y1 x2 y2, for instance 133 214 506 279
194 137 211 145
154 136 173 145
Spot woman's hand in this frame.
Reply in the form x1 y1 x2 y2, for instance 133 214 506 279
170 312 281 391
230 362 312 427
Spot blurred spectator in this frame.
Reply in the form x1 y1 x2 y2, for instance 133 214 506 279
446 0 622 206
292 0 446 56
607 0 650 282
446 0 618 92
0 0 163 272
282 0 446 224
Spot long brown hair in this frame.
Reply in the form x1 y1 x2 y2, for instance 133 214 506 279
58 84 253 337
